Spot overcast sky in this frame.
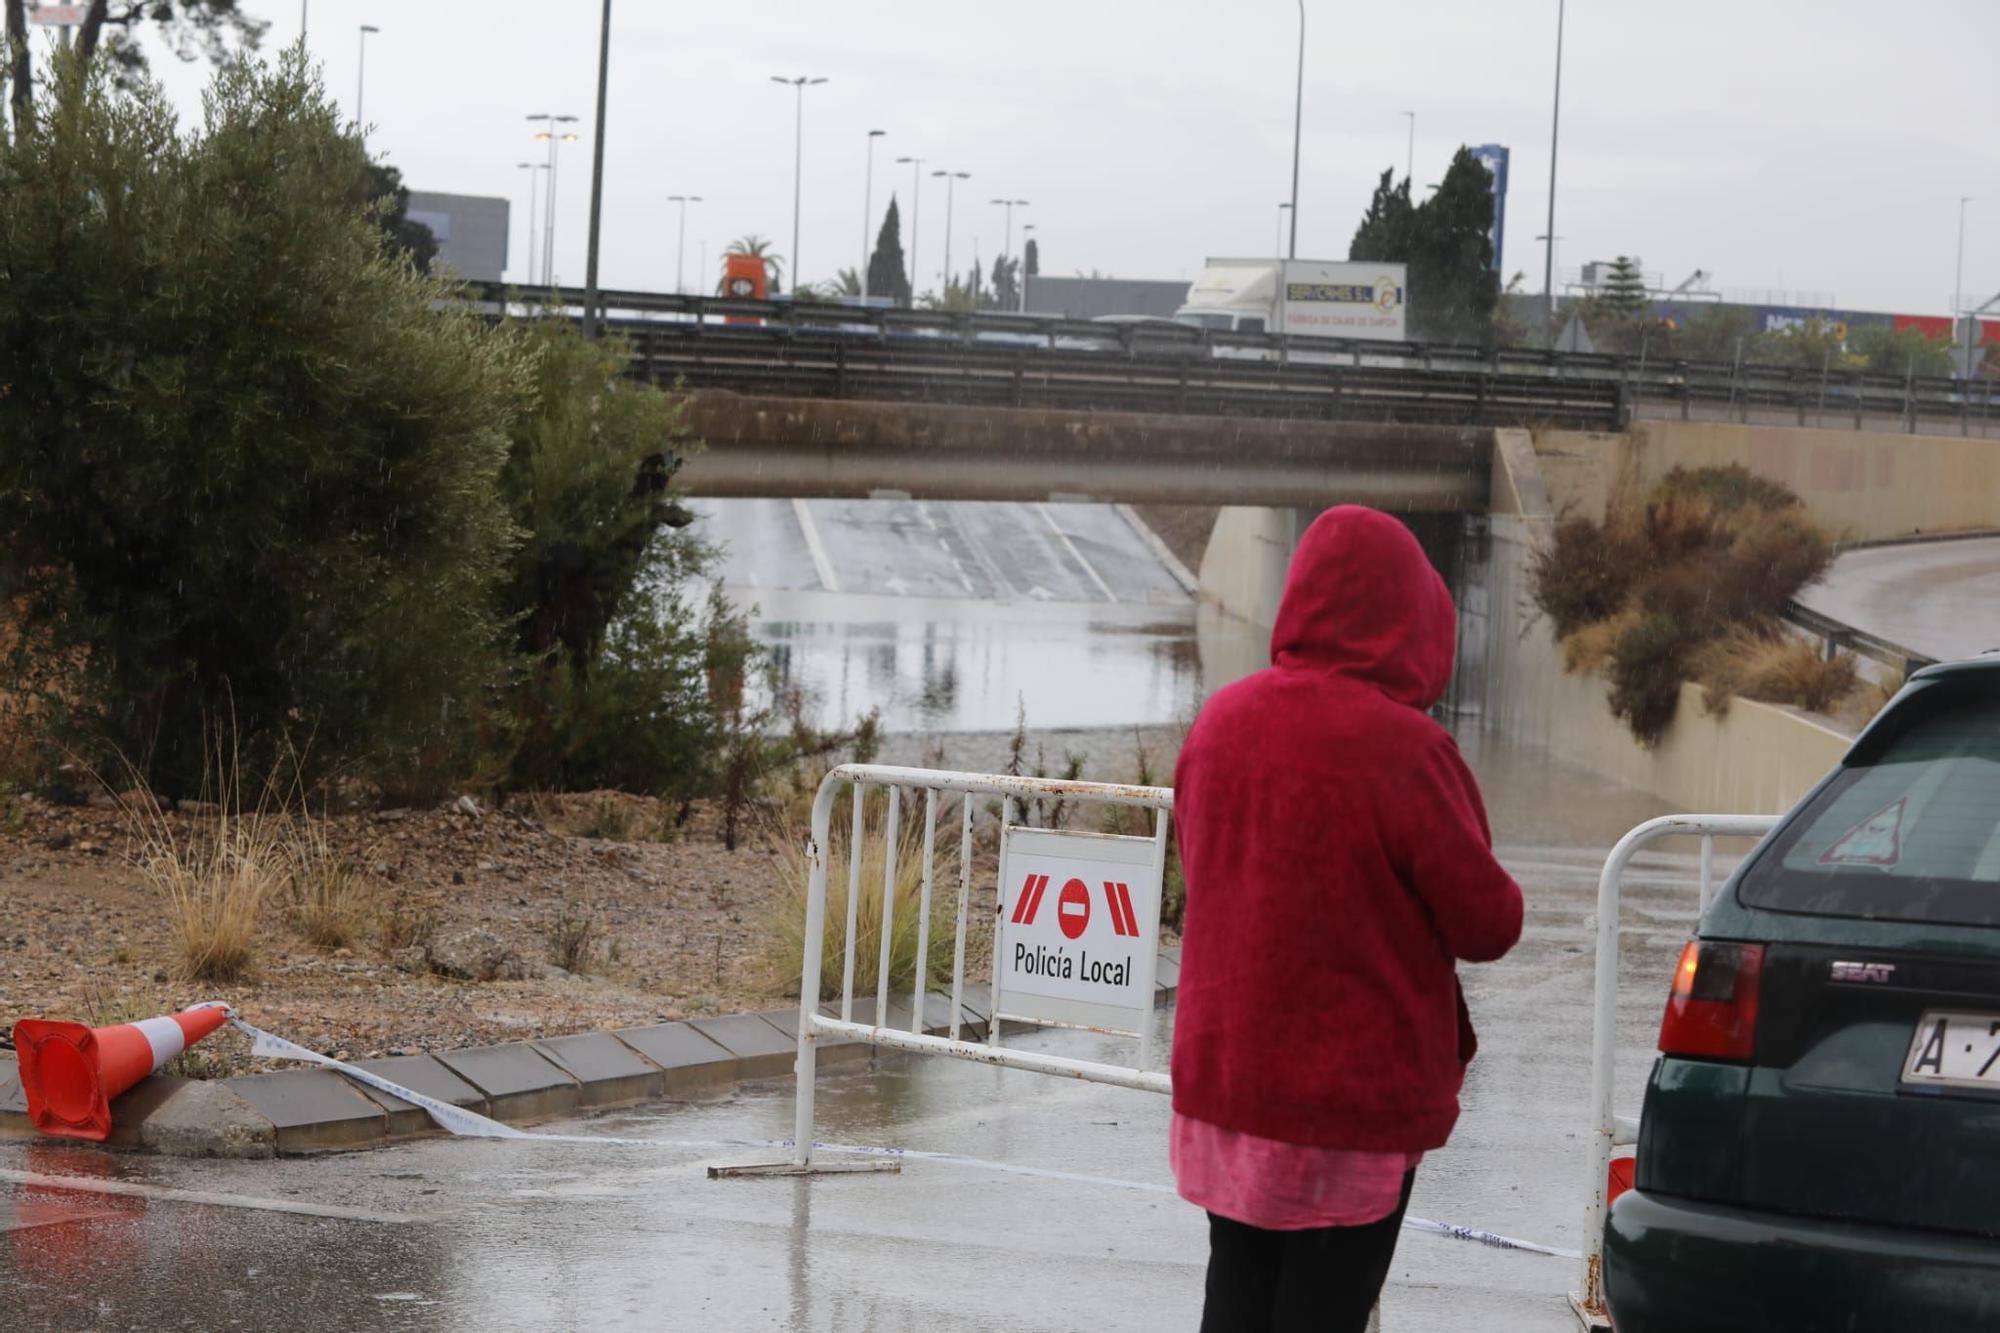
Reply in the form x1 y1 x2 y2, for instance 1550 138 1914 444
119 0 2000 315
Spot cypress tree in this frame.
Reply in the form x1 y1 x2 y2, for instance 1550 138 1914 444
865 195 912 306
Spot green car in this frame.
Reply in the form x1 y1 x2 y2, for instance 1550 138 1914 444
1605 659 2000 1332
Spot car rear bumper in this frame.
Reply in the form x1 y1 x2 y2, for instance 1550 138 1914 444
1605 1188 2000 1332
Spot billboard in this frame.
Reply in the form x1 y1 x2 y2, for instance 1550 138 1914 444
1469 144 1510 275
1281 260 1408 340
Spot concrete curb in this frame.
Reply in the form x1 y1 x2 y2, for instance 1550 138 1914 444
0 948 1181 1157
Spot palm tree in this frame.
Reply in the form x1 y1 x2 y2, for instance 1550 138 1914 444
833 267 863 298
720 235 785 295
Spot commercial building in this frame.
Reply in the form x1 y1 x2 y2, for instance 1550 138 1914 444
405 191 510 283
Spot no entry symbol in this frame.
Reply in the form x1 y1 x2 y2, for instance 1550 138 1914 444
1057 878 1091 940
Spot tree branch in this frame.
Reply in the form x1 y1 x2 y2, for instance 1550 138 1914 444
5 0 31 136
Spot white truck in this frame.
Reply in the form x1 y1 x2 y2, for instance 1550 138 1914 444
1173 258 1409 343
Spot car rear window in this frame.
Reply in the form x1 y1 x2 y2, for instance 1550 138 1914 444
1738 678 2000 927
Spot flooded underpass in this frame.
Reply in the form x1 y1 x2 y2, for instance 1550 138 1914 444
1 501 1737 1329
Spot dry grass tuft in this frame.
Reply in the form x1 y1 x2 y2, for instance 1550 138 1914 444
118 735 287 984
1697 628 1860 717
760 786 960 1002
527 790 670 843
281 815 374 950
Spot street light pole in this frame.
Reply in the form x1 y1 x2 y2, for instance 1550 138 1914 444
668 195 702 295
1955 196 1974 319
1288 0 1304 259
1276 202 1292 258
356 25 379 130
1402 110 1415 181
1956 196 1976 376
518 162 545 284
862 129 886 299
582 0 612 338
772 75 828 296
528 113 579 286
1542 0 1567 347
933 170 970 295
990 197 1028 305
897 156 925 302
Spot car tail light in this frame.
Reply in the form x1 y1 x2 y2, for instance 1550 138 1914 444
1658 939 1764 1061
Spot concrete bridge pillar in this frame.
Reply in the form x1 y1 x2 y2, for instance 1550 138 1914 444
1194 505 1488 716
1195 506 1315 631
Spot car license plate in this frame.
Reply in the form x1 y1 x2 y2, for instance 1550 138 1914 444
1902 1011 2000 1090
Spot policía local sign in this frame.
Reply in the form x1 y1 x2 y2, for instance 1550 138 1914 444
996 826 1161 1035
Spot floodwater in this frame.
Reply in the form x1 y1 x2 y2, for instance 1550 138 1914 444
694 498 1264 733
0 733 1716 1333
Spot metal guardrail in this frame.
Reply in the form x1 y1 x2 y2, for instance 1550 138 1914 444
469 283 2000 436
1782 600 1937 676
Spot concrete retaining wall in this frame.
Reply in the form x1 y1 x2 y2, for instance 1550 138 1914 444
1537 421 2000 542
1484 429 1854 814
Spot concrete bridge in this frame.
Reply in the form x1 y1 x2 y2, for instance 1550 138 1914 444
678 393 1492 628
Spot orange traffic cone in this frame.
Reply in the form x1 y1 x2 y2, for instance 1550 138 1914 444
12 1003 232 1142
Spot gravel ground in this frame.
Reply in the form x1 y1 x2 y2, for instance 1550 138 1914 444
0 725 1188 1076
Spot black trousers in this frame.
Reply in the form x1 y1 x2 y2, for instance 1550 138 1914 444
1198 1169 1416 1333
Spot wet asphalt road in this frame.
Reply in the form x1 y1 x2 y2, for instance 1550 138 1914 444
1797 536 2000 664
0 736 1721 1332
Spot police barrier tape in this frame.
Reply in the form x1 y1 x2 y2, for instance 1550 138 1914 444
227 1012 1582 1263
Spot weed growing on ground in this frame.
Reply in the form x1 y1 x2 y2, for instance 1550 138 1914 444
546 904 599 973
281 815 374 950
378 890 439 957
117 732 286 984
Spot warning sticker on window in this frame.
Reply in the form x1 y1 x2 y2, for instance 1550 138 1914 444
1818 797 1907 867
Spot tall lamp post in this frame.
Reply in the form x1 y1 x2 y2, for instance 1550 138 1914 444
897 156 926 301
582 0 612 338
1275 202 1292 258
518 162 547 284
1956 196 1977 376
1542 0 1567 347
1287 0 1304 259
990 197 1028 306
772 75 828 295
1019 222 1036 312
861 129 886 298
1401 110 1415 181
1955 197 1975 321
527 113 579 286
669 194 702 295
356 25 379 130
932 170 970 295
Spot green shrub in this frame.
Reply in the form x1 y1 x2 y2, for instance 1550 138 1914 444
0 51 521 796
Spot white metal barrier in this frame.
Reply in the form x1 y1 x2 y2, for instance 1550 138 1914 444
1570 814 1778 1327
724 764 1175 1177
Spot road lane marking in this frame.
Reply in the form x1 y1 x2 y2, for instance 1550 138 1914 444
790 498 841 593
0 1168 439 1225
1038 504 1119 603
